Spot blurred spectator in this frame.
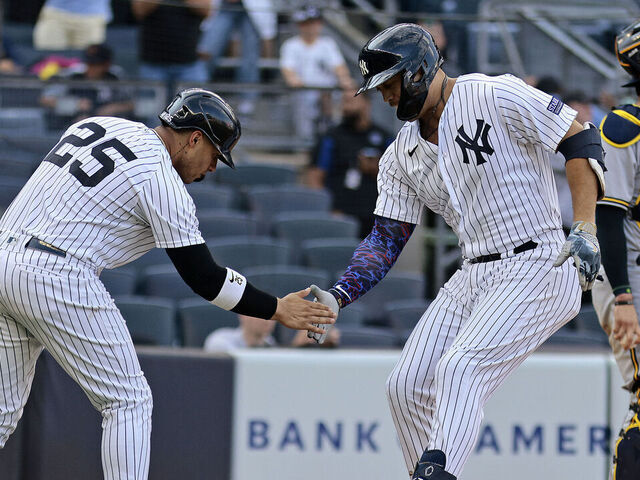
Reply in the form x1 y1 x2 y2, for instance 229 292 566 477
291 325 340 348
40 44 135 130
308 90 391 237
533 75 564 98
421 20 461 77
0 35 23 75
33 0 111 50
197 0 276 115
203 314 276 351
280 4 354 143
132 0 210 90
564 90 606 126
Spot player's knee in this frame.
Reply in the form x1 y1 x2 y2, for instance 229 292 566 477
385 367 416 410
613 414 640 480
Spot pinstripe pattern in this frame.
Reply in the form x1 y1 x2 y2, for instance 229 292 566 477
0 117 204 479
374 74 584 477
387 242 580 476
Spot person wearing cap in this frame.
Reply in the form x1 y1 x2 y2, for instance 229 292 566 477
40 44 135 130
280 5 354 143
308 89 392 237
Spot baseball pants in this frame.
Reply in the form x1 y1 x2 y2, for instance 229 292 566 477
592 262 640 480
0 234 152 480
386 233 581 477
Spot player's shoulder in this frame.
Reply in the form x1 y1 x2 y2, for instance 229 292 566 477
601 104 640 148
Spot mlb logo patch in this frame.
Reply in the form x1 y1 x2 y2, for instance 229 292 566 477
547 96 564 115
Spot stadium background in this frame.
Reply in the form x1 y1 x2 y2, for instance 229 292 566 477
0 0 637 478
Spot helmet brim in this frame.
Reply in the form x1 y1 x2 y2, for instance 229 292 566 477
356 66 403 96
219 151 235 169
622 77 640 87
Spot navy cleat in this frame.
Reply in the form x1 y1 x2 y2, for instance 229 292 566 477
411 449 457 480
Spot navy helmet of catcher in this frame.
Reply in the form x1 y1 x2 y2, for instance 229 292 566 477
159 88 241 168
356 23 442 121
616 19 640 87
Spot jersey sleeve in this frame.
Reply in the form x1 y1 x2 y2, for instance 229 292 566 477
373 141 424 224
279 39 297 70
137 163 204 249
495 75 577 152
598 141 637 210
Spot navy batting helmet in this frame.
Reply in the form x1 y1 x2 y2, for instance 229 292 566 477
159 88 241 168
356 23 442 121
616 19 640 87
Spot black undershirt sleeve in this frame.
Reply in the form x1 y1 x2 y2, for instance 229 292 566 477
596 204 631 296
165 244 278 319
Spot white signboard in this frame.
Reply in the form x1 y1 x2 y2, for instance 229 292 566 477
231 350 615 480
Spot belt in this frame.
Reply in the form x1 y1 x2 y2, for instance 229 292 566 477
25 237 66 258
469 240 538 264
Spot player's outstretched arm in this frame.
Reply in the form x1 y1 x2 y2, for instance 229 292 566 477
553 121 604 291
306 216 415 343
165 244 336 330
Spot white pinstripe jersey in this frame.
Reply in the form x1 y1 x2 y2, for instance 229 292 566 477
375 73 577 259
598 126 640 252
0 116 204 269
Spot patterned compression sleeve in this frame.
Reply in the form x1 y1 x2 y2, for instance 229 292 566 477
330 216 415 307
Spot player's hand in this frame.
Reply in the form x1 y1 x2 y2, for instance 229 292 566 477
553 221 601 291
613 303 640 350
307 285 340 344
272 288 336 333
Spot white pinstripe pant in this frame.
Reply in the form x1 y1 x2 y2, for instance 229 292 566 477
387 236 581 477
0 240 152 480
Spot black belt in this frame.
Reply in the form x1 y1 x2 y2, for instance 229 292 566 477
25 237 66 258
469 240 538 264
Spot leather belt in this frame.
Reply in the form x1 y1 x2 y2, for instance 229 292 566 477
25 237 66 258
469 240 538 264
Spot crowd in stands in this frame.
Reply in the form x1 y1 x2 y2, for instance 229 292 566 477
0 0 625 350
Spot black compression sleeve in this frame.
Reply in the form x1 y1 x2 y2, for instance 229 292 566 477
165 244 278 318
596 205 631 295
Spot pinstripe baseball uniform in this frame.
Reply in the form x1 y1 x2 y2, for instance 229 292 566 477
592 104 640 479
0 116 204 479
381 74 582 476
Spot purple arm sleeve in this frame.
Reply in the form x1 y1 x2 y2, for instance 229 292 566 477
329 216 415 307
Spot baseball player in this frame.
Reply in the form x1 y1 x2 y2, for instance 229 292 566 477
310 24 604 479
0 88 335 480
591 19 640 480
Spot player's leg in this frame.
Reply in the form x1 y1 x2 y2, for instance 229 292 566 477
427 250 581 477
592 267 640 479
386 266 469 476
5 255 152 480
0 312 43 447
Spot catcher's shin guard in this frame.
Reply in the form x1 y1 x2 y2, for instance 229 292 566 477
613 405 640 480
411 449 457 480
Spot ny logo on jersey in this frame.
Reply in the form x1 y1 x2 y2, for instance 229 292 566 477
359 60 369 76
454 119 495 165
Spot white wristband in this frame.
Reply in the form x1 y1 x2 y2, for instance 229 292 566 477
210 268 246 310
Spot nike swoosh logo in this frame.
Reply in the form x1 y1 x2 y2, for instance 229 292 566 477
409 145 418 157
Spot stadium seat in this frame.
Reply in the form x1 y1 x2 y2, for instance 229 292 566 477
206 235 291 271
246 185 332 222
178 297 240 347
138 264 198 300
186 183 237 211
337 326 399 348
243 265 330 298
0 158 35 179
114 295 177 346
127 248 171 272
545 325 610 347
338 302 367 326
384 299 431 344
198 209 260 238
358 273 426 327
214 163 297 188
574 304 603 333
300 237 360 275
99 267 138 296
273 213 360 261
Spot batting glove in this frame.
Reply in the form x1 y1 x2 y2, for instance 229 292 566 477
553 221 601 291
307 285 339 344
